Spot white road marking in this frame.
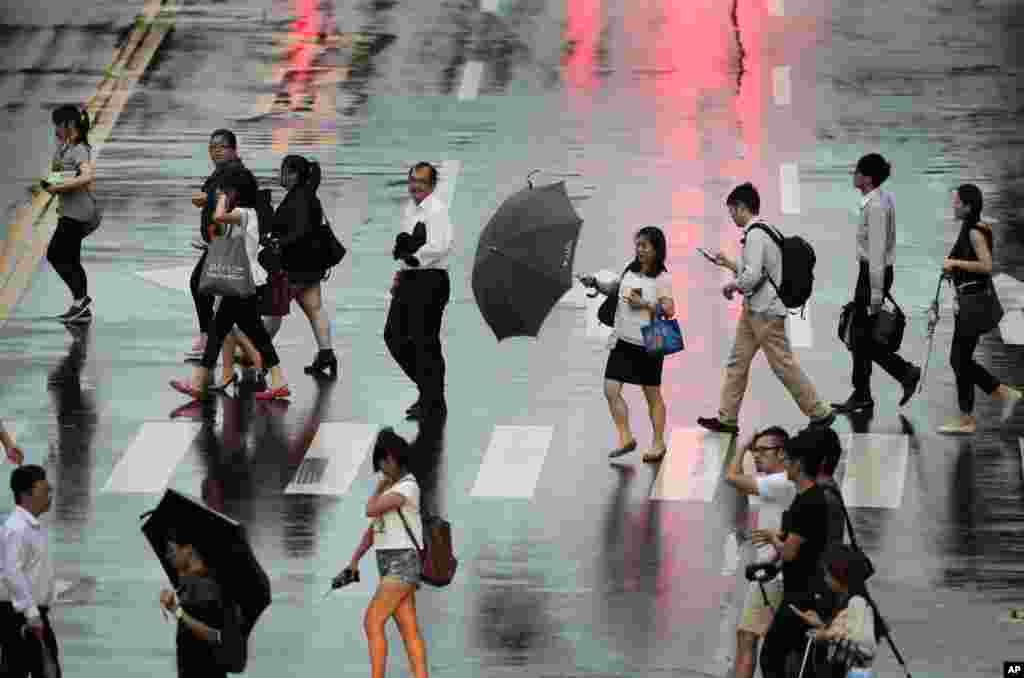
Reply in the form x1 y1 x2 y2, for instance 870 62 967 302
787 302 812 348
650 429 732 502
992 273 1024 345
779 162 801 215
471 425 554 498
135 265 194 294
284 423 378 495
841 434 909 509
102 422 201 494
456 60 484 101
585 290 614 342
480 0 501 12
772 66 792 106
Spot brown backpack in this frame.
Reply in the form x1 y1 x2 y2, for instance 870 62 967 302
398 508 457 588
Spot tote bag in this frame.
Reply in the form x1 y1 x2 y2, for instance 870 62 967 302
198 224 257 298
641 305 684 356
955 280 1003 335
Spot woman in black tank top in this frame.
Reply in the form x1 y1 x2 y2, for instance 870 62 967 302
937 184 1021 434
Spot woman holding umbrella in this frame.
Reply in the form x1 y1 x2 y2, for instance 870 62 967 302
338 428 429 678
580 226 676 463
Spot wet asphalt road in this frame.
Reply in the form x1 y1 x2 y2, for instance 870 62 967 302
1 0 1024 676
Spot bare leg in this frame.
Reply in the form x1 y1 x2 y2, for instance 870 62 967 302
641 385 667 451
393 590 429 678
297 284 332 350
365 581 416 678
603 379 634 448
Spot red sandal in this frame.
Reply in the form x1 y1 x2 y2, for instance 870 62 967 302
170 379 206 401
254 385 291 401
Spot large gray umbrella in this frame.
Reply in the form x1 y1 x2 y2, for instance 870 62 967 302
472 180 584 341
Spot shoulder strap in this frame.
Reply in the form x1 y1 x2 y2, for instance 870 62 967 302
822 484 861 552
744 224 783 296
396 506 422 551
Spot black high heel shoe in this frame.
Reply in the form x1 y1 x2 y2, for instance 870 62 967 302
304 349 338 378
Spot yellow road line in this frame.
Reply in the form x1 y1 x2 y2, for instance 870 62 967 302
0 0 177 327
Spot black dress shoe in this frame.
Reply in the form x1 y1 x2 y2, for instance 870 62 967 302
832 393 874 413
899 365 921 407
408 400 446 421
405 401 422 416
696 416 739 434
304 349 338 378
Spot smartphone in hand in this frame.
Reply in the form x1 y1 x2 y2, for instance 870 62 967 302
696 247 716 263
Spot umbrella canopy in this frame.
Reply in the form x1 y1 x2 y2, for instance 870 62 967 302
141 489 270 636
472 181 583 340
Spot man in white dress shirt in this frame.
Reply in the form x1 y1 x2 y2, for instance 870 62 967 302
0 465 58 677
385 162 455 421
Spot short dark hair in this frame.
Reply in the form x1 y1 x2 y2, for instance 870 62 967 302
784 429 823 478
372 427 412 473
817 428 843 476
209 128 237 148
855 153 891 187
408 162 438 187
51 104 91 147
726 182 760 215
752 426 789 449
956 183 983 230
10 465 46 504
627 226 668 277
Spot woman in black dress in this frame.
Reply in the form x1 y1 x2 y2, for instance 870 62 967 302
265 155 338 377
937 184 1021 434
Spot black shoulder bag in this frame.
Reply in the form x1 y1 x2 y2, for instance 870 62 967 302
597 265 633 328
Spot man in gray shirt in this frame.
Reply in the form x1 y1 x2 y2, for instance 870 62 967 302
833 154 920 413
699 183 834 434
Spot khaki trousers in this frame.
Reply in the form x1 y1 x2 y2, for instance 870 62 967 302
718 307 828 423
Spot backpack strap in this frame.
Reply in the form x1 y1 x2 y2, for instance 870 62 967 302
744 223 784 297
396 506 422 552
822 484 860 552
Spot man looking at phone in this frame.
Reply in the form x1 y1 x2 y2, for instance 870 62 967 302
723 426 795 678
698 183 834 434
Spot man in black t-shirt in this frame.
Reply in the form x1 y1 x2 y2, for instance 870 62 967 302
758 428 832 678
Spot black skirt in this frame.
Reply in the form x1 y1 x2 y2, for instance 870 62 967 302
604 339 664 386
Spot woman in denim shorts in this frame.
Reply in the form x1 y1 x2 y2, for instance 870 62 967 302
342 428 428 678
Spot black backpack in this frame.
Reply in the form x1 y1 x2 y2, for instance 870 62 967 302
747 223 816 315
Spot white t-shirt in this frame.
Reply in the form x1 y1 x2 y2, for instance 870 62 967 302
223 208 266 286
613 270 674 345
751 471 797 563
371 474 422 551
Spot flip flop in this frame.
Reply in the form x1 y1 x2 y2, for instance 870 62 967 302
170 379 207 401
608 440 637 459
642 447 668 464
209 373 237 392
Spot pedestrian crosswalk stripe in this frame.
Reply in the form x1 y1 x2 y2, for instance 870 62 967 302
102 422 201 494
471 425 554 499
992 273 1024 345
283 423 378 495
779 162 801 215
457 60 484 101
840 433 909 509
772 66 792 106
787 301 812 348
650 429 732 502
135 265 193 294
480 0 501 13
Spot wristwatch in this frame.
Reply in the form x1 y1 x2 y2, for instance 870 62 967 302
175 607 184 621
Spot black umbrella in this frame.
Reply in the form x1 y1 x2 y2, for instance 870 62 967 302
472 179 584 340
140 489 270 636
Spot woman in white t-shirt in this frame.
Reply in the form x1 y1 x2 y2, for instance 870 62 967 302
579 226 676 463
170 188 291 401
341 428 428 678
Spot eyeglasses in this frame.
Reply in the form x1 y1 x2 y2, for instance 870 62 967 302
750 445 782 454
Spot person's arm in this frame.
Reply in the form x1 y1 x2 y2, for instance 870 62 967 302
655 274 675 318
724 439 759 495
3 527 41 624
412 205 454 268
349 526 374 569
949 228 994 275
366 477 408 518
733 230 767 295
46 155 94 193
866 203 888 310
212 192 244 226
191 192 208 208
594 276 621 298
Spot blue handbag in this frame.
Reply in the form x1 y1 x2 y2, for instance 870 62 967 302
641 305 684 356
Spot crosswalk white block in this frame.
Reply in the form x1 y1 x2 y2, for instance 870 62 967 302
284 423 379 495
840 434 909 509
650 429 732 502
471 425 553 499
103 422 201 494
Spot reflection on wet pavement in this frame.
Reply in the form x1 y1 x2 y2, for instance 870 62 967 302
0 0 1023 676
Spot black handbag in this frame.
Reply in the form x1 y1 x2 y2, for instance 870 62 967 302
597 265 632 328
872 292 905 353
955 280 1003 335
318 214 347 270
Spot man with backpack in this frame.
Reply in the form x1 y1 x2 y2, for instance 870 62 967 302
699 183 835 434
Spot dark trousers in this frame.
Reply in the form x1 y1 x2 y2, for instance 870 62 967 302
0 603 60 678
201 295 280 370
759 592 816 678
46 217 88 300
951 315 1000 413
190 251 215 334
851 262 914 395
384 270 450 407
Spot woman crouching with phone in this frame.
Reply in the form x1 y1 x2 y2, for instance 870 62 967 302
338 428 428 678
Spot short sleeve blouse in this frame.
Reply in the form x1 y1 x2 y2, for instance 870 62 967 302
613 270 674 345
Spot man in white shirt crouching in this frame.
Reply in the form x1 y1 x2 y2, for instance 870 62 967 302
0 465 58 677
724 426 795 678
